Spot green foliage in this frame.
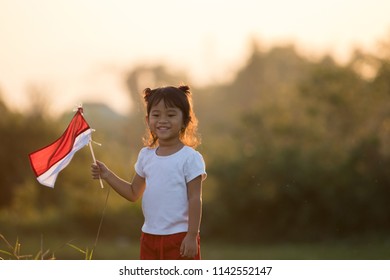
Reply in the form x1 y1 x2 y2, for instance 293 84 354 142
1 36 390 259
200 45 390 243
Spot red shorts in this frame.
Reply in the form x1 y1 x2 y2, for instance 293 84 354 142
140 232 201 260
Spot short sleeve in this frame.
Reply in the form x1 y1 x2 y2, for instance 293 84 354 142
134 147 147 178
184 151 207 183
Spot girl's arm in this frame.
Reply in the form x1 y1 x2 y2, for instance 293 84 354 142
91 160 145 202
180 175 203 258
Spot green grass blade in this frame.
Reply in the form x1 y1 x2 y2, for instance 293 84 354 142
0 249 14 258
67 243 86 255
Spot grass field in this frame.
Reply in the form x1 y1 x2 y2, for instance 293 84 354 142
2 233 390 260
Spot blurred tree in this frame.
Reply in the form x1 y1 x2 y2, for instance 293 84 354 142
0 95 56 208
2 36 390 246
202 42 390 242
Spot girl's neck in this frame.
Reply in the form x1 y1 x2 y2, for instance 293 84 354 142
156 140 184 156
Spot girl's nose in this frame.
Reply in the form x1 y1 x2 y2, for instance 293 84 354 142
158 119 168 124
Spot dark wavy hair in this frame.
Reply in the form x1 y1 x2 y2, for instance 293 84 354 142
143 85 200 148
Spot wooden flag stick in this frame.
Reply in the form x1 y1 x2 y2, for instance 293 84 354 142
89 141 104 189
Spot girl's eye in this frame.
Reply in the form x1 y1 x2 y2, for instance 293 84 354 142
168 114 176 117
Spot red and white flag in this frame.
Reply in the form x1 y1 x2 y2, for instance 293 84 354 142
29 107 92 188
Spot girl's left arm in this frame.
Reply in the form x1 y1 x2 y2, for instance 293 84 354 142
180 175 203 258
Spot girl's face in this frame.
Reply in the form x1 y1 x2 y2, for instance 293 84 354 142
147 99 184 145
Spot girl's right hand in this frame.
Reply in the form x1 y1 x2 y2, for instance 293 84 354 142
91 160 110 180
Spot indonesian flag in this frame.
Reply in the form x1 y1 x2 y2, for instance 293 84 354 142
29 107 92 188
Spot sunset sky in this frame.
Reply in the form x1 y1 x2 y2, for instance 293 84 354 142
1 0 389 115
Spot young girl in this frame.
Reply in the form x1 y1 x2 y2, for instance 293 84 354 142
91 85 206 260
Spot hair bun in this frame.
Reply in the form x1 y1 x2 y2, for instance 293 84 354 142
143 87 152 101
178 85 190 95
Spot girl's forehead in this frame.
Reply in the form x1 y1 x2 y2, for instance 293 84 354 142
151 99 179 110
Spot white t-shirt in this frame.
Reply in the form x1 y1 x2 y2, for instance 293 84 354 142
134 146 207 235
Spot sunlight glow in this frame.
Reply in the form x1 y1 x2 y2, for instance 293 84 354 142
0 0 389 115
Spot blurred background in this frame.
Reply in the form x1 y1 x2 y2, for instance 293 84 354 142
1 0 390 259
